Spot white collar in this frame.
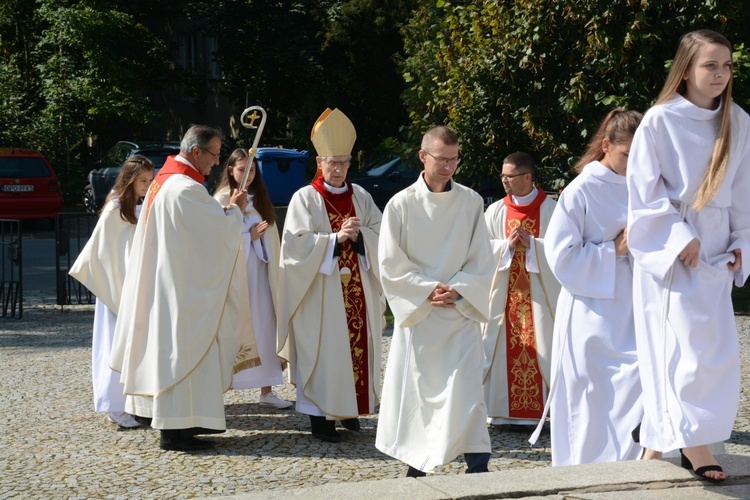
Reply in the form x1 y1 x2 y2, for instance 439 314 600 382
667 93 723 121
512 187 539 206
175 154 199 172
323 181 348 194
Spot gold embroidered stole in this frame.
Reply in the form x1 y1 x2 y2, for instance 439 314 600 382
504 193 546 419
314 179 370 414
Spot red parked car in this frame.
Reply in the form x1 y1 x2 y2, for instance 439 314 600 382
0 148 64 224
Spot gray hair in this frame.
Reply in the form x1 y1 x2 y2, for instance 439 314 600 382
180 125 224 155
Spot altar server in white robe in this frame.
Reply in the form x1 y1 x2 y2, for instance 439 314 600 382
376 125 493 477
542 109 646 465
278 108 385 443
214 148 291 409
627 30 750 482
69 155 154 429
482 152 560 429
111 125 259 452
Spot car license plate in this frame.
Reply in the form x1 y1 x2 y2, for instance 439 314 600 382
2 184 34 192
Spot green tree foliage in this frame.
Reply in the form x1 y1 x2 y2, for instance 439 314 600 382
313 0 419 163
0 0 170 203
187 0 320 145
193 0 416 165
401 0 750 191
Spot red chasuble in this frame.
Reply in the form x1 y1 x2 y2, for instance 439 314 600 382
144 156 205 224
503 190 548 419
312 177 370 414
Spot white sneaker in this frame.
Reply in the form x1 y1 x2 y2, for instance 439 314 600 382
259 391 293 409
106 411 143 429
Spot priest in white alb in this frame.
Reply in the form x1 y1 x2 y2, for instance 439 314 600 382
376 125 493 476
278 108 384 443
110 124 258 452
482 152 560 430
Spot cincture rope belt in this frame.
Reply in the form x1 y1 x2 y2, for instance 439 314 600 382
659 200 688 445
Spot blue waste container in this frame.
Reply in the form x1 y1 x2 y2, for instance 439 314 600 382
255 148 309 205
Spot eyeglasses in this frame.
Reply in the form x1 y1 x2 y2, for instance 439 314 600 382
500 171 530 180
324 158 351 169
199 146 220 161
424 151 461 166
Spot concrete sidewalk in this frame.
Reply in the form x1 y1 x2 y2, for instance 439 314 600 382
1 297 748 498
218 456 750 499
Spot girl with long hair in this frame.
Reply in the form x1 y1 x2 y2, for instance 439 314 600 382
543 109 648 465
627 29 750 482
70 154 154 428
214 148 290 408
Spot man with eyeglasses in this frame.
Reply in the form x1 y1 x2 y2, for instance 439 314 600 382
376 125 494 476
111 124 258 452
278 108 385 443
482 151 560 433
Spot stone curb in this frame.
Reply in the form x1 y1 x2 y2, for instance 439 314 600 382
209 455 750 499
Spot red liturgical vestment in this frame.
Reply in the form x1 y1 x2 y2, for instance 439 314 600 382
312 177 370 414
503 192 547 419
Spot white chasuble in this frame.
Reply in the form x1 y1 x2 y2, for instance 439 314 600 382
545 162 643 465
111 158 258 430
482 190 560 422
375 174 493 472
278 184 384 419
627 95 750 452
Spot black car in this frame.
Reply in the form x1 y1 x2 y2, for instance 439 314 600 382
349 153 422 209
471 178 505 210
83 141 181 214
349 153 504 210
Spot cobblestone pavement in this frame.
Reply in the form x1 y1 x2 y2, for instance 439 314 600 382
1 299 749 498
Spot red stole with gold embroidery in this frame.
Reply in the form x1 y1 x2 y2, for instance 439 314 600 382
312 177 370 414
503 190 547 419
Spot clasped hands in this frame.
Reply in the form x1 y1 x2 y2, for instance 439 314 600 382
508 225 530 247
336 217 361 243
429 283 460 308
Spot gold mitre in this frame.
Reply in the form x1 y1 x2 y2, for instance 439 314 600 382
310 108 356 157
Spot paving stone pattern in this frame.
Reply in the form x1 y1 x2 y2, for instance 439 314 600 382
1 298 748 498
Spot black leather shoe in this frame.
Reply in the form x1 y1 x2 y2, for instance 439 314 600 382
160 431 215 452
631 423 641 443
340 418 361 432
184 427 225 436
133 415 152 427
310 415 341 443
406 466 426 478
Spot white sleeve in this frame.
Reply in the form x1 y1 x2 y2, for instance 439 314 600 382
525 236 539 273
318 233 338 275
252 236 269 263
627 119 696 280
545 187 617 299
